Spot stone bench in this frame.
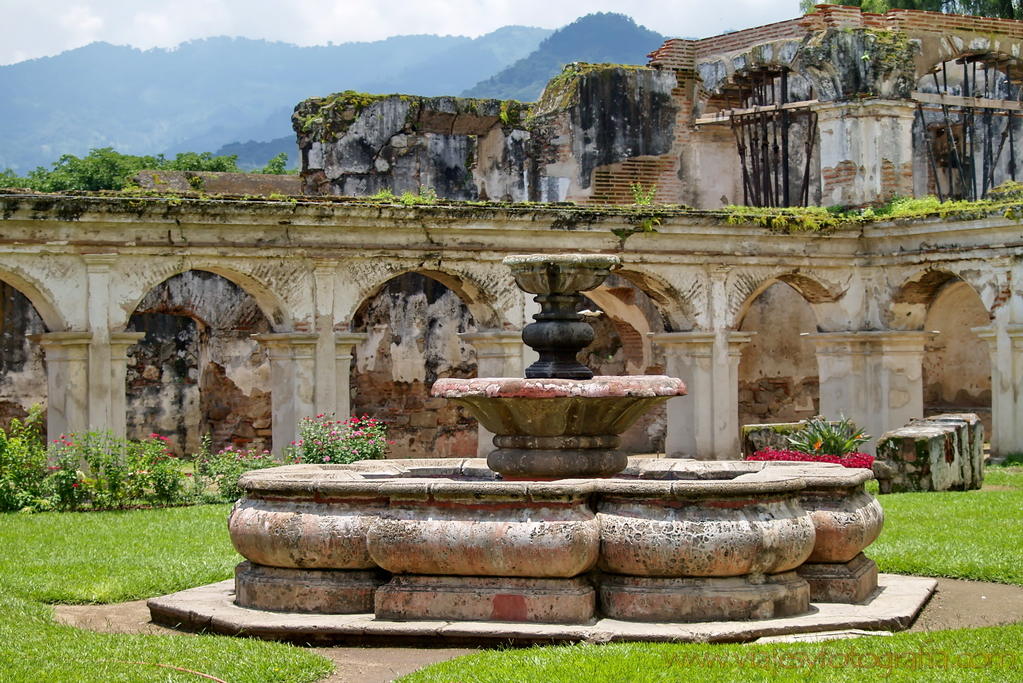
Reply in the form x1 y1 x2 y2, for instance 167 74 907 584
874 413 984 493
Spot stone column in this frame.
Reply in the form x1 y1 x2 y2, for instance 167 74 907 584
459 330 526 456
84 254 117 432
814 101 916 207
806 331 932 453
334 332 367 420
657 328 752 459
252 333 319 454
109 332 145 438
974 324 1023 456
28 332 92 443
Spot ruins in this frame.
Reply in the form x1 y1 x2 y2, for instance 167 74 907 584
0 6 1021 459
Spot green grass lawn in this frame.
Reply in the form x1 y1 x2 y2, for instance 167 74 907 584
399 467 1023 683
3 468 1022 683
0 504 333 683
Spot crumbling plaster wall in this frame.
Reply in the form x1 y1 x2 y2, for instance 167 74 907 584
0 281 47 430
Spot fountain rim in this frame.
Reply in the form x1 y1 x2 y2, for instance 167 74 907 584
431 375 686 399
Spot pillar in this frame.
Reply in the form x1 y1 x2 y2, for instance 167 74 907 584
649 330 753 460
252 333 319 454
27 332 91 443
973 324 1023 456
335 332 367 420
83 254 116 431
805 331 932 453
109 332 145 438
459 330 526 456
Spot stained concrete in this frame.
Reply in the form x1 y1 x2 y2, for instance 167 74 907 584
147 574 935 646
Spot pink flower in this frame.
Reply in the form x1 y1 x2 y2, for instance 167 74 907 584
324 456 330 462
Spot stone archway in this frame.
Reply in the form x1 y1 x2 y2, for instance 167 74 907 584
350 272 479 458
737 280 820 427
0 279 49 431
126 271 272 455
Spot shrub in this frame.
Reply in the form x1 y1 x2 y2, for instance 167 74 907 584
284 414 390 465
191 438 279 502
786 414 869 457
44 432 187 510
0 408 47 512
746 447 875 469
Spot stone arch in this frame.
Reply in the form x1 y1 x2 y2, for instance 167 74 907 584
735 276 822 426
0 274 51 430
0 267 65 333
889 267 987 330
124 270 274 455
732 269 841 331
612 266 696 333
922 279 992 431
349 270 481 458
116 260 294 333
341 261 507 331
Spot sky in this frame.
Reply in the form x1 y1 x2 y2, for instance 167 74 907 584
0 0 804 66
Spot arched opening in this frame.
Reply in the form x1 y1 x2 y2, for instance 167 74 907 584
0 279 49 431
125 271 272 455
922 279 992 433
351 272 479 458
579 274 669 453
737 281 819 426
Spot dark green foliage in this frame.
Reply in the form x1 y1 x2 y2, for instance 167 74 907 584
464 13 666 101
1 148 240 192
786 415 870 457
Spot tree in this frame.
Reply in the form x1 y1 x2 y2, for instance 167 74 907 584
0 148 241 192
802 0 1019 19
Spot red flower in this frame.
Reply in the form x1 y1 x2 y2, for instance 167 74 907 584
745 448 874 469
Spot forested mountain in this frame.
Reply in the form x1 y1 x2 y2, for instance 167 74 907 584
0 28 551 173
463 14 666 101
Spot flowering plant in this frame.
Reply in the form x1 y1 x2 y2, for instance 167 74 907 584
746 447 875 469
785 414 869 457
284 414 390 465
192 437 277 502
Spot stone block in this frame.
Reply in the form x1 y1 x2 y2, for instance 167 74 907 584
234 562 386 614
599 571 809 622
874 413 984 493
740 422 804 457
375 575 596 624
797 553 878 604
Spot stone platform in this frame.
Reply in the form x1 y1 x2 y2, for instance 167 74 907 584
147 574 935 647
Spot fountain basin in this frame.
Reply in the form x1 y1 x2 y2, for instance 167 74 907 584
228 458 883 623
432 376 686 478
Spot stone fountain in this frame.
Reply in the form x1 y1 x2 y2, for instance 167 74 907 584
152 255 917 642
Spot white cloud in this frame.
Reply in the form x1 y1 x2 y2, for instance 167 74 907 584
0 0 803 65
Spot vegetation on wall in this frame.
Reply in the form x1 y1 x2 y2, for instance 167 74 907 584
804 0 1023 19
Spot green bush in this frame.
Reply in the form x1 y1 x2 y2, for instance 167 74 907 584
0 408 47 511
787 414 869 458
192 437 280 502
284 414 390 465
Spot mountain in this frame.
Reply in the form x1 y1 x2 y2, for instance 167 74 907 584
0 28 551 173
463 13 666 102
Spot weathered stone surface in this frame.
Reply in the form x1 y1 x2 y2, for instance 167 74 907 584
375 575 596 624
228 497 383 569
798 553 879 604
599 571 810 623
597 478 816 577
740 422 804 458
874 413 984 493
367 480 600 577
234 561 385 614
132 170 302 196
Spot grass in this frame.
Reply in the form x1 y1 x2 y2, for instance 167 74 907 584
867 466 1023 585
0 503 334 682
0 504 241 603
397 627 1023 682
399 466 1023 683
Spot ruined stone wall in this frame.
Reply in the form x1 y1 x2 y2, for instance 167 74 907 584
126 272 272 455
351 273 479 458
922 281 992 433
738 282 820 426
0 281 46 431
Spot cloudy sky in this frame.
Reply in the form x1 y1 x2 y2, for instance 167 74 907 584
1 0 803 66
